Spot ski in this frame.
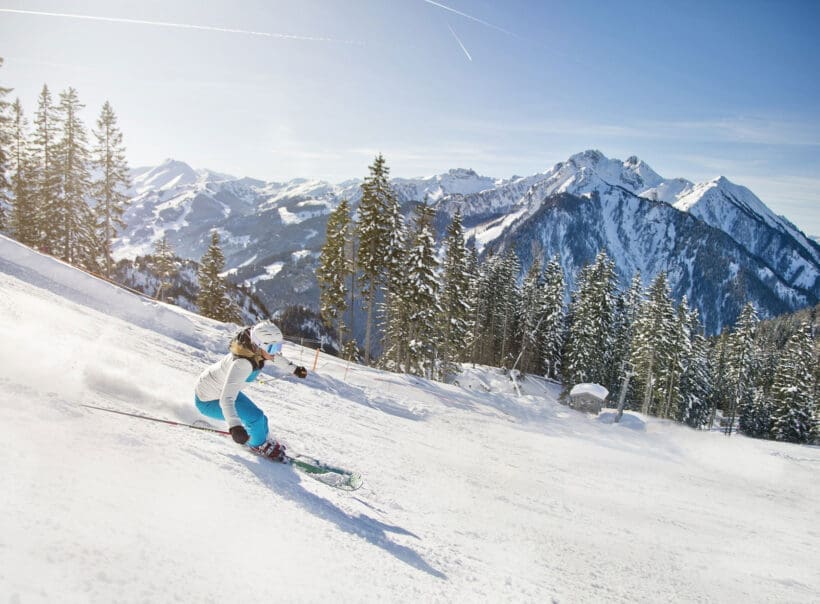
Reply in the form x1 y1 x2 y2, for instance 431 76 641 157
285 454 363 491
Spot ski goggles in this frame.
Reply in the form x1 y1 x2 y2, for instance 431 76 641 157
264 342 283 355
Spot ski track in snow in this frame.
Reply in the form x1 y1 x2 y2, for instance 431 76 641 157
1 234 819 603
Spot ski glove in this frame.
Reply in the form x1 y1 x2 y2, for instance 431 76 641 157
293 366 308 379
229 425 250 444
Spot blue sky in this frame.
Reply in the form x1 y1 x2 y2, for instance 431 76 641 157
2 0 819 235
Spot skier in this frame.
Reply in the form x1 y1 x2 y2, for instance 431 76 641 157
194 320 308 461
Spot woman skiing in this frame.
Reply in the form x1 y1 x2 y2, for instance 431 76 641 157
194 320 307 461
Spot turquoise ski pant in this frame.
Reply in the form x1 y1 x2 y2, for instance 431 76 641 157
195 392 269 447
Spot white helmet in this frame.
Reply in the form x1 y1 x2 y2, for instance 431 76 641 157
250 320 283 355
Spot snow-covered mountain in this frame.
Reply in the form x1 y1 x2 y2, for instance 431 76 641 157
672 176 819 287
454 151 819 331
3 234 819 602
116 152 820 333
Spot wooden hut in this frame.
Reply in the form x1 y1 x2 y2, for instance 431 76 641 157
568 383 609 414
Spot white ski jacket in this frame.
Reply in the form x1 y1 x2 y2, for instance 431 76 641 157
195 353 294 427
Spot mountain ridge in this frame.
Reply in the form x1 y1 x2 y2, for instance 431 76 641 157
118 151 820 333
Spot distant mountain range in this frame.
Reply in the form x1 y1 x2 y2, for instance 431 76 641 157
116 150 820 334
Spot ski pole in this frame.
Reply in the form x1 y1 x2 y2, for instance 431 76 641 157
81 404 230 435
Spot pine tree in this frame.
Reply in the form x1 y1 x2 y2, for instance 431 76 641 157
379 192 409 368
0 58 11 230
707 333 732 429
469 251 517 368
381 245 411 373
403 201 441 378
658 297 690 419
54 87 96 268
725 302 759 435
739 387 773 438
478 250 522 368
469 253 494 366
513 257 543 373
565 250 617 386
92 101 131 277
771 324 815 443
515 258 543 375
630 272 675 416
438 209 472 380
678 306 711 428
355 154 399 363
608 272 642 395
196 231 240 323
8 98 37 245
151 236 178 302
466 245 486 366
31 84 62 250
317 199 352 348
539 255 565 380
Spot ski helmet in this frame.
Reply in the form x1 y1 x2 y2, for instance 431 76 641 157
250 320 283 355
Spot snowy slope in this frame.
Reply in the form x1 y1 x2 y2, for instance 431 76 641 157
3 234 818 603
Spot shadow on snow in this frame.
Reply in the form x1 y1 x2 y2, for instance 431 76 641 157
233 454 448 581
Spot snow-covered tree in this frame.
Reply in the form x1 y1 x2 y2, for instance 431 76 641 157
355 154 399 363
725 302 759 434
31 84 61 250
658 297 690 419
739 387 773 438
608 272 642 395
317 199 352 348
378 191 409 368
515 258 543 375
466 245 485 365
403 201 441 378
468 251 520 368
8 98 37 246
380 250 410 372
472 250 521 368
678 306 711 428
54 87 96 268
438 209 471 379
0 58 11 231
630 271 675 416
468 254 493 365
565 250 617 386
196 230 240 323
706 333 731 430
770 324 815 443
151 236 178 302
92 101 131 277
539 255 565 380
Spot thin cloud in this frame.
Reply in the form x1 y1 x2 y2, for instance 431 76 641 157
421 0 514 36
453 115 820 148
0 8 363 45
447 24 472 62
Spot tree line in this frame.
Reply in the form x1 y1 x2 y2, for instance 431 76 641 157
0 60 241 323
0 60 130 276
318 154 818 444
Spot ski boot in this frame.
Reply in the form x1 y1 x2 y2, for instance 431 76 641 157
252 439 288 463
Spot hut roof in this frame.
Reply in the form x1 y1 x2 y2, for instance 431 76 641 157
569 383 609 401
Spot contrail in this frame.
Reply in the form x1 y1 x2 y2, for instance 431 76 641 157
421 0 514 36
0 8 363 45
447 24 472 62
